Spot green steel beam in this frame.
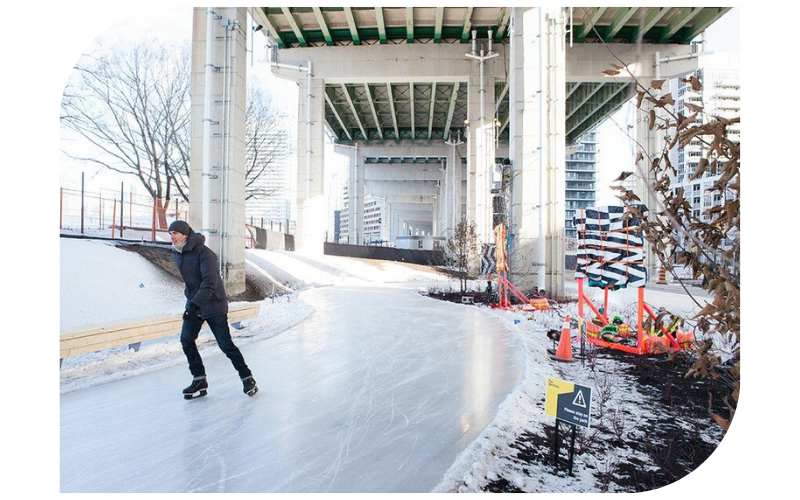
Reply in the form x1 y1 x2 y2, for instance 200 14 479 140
281 8 307 47
567 84 630 136
575 6 608 42
680 7 731 42
344 7 361 45
566 83 605 120
428 82 437 139
406 7 414 43
568 86 633 140
386 83 400 139
566 82 581 100
499 114 510 137
312 7 333 46
443 83 460 140
363 84 383 139
461 7 474 42
639 7 671 38
661 7 703 41
495 80 509 114
324 89 352 141
341 84 367 140
434 7 444 43
605 7 637 41
495 7 511 40
375 7 387 44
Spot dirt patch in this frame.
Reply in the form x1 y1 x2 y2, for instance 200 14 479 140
117 243 272 302
486 349 727 492
118 243 182 280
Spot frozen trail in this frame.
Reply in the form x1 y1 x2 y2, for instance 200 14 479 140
60 284 524 493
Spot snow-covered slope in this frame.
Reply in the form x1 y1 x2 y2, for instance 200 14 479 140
60 238 185 330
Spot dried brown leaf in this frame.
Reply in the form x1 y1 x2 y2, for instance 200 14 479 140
685 102 704 113
636 91 646 109
679 112 698 130
658 93 675 107
614 171 633 182
602 69 620 76
711 412 730 431
696 158 709 177
650 79 666 90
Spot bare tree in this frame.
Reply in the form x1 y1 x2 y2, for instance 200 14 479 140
447 218 478 293
60 40 192 215
596 52 739 432
245 85 287 201
570 6 740 431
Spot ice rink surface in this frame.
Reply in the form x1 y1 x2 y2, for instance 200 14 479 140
61 284 524 493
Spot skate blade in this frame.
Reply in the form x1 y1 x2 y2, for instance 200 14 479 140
246 387 259 397
184 390 208 400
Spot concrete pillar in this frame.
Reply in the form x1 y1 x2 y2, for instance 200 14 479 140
635 85 662 283
190 7 248 295
432 197 439 236
345 146 365 245
467 69 497 243
296 75 326 252
508 7 566 298
442 155 455 238
449 145 461 230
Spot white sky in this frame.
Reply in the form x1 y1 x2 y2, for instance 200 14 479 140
59 6 742 212
595 8 740 205
60 7 301 193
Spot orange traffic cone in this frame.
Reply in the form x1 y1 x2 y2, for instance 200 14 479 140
554 315 574 362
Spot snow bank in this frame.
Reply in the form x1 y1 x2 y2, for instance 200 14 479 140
60 238 185 330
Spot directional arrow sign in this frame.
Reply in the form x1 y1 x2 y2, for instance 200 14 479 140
545 377 593 428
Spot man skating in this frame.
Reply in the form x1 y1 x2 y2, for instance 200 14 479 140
168 220 258 399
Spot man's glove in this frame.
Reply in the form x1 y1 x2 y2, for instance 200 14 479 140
183 303 201 320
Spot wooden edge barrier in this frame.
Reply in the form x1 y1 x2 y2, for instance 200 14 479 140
60 303 261 361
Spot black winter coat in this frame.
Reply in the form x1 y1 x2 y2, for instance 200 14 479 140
171 230 229 319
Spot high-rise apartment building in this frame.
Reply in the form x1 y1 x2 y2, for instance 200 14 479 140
245 124 293 227
565 131 598 239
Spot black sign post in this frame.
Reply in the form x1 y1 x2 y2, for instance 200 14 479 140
554 420 578 475
546 378 592 477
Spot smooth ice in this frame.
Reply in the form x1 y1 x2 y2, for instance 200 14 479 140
60 285 524 493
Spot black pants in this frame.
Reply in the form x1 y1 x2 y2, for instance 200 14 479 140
180 313 252 380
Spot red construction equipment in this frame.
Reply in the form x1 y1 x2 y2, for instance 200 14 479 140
577 278 694 355
490 223 550 312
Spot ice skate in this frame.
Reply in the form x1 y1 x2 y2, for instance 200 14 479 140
242 376 258 397
183 377 208 400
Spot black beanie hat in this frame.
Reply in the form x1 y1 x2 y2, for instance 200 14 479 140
168 220 193 235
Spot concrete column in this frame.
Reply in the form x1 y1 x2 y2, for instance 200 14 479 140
450 146 461 230
508 7 566 298
296 75 326 252
344 147 365 245
635 86 661 282
467 69 496 243
190 7 248 295
432 196 439 236
385 203 393 241
441 156 451 236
